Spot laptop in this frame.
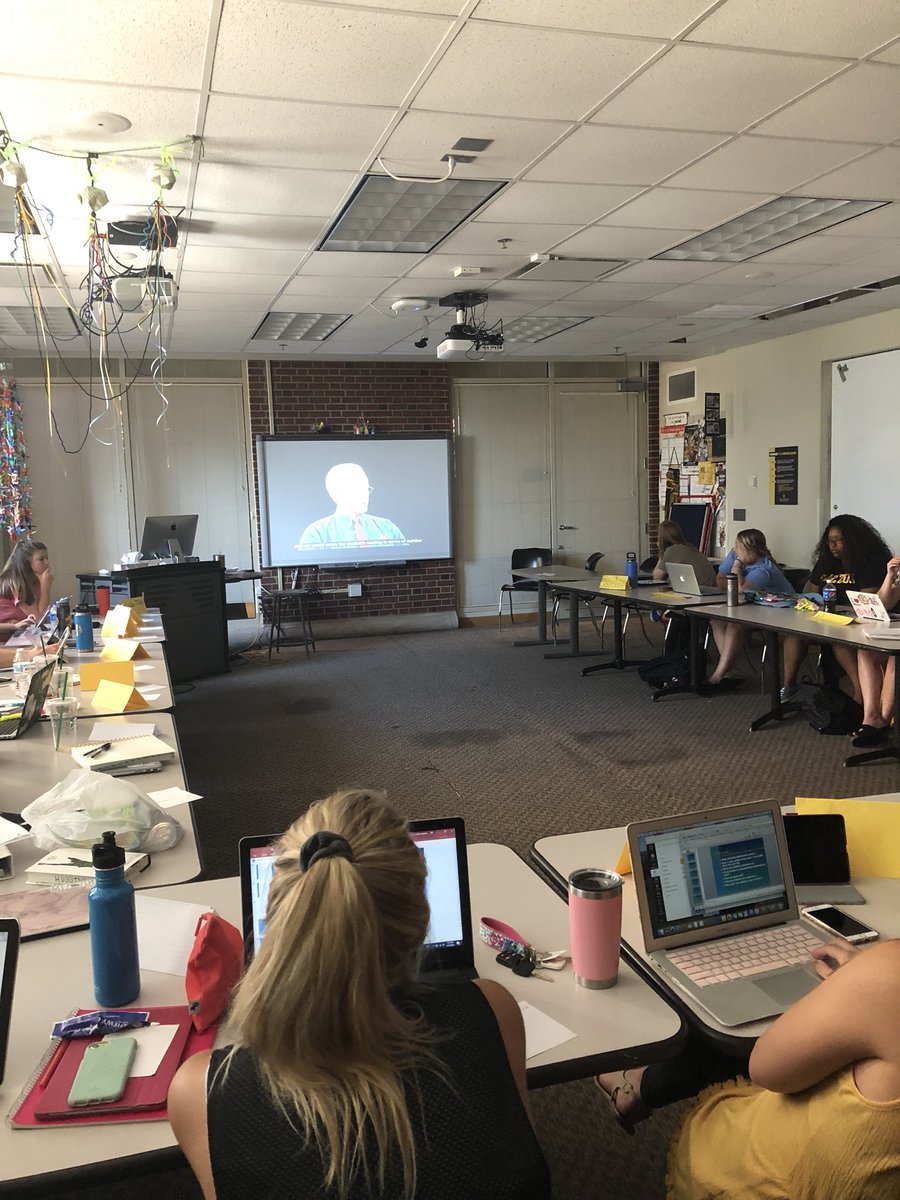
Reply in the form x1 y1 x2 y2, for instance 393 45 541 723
845 589 900 639
0 661 55 741
628 799 835 1026
239 816 476 981
0 918 20 1085
5 597 66 648
665 562 720 596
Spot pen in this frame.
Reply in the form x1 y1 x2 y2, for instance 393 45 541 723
84 742 112 758
35 1039 67 1092
0 711 23 722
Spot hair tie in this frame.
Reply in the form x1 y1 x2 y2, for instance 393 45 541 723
300 831 354 872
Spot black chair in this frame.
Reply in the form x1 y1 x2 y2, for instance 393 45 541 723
598 555 654 647
498 547 552 627
550 552 605 643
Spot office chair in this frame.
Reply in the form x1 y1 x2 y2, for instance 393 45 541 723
498 547 552 627
550 551 605 644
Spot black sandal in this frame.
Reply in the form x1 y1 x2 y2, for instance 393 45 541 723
851 724 889 747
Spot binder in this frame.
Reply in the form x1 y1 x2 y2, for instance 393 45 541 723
8 1005 216 1129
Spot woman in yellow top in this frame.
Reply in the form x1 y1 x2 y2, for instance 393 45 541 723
602 938 900 1198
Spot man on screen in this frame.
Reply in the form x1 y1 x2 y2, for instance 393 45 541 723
296 463 406 549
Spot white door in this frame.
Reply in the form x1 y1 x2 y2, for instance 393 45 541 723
552 387 644 573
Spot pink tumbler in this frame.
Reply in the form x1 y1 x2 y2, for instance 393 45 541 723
568 869 623 989
96 585 111 616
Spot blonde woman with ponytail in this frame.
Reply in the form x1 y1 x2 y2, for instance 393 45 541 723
169 789 550 1200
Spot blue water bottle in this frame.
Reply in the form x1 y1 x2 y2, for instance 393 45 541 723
89 831 141 1007
73 604 94 651
625 551 639 588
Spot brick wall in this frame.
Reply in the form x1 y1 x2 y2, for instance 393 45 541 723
247 361 456 620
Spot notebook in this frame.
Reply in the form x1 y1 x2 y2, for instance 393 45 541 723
0 918 20 1084
0 661 55 741
628 799 834 1027
70 734 175 772
665 562 720 596
239 816 477 981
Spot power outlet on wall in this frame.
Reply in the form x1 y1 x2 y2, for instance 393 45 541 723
348 582 363 598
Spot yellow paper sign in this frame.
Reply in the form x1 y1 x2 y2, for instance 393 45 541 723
697 462 715 486
79 660 136 692
91 679 150 713
810 610 854 626
101 605 141 639
100 640 149 662
796 797 900 879
120 595 147 613
598 574 630 590
614 841 632 876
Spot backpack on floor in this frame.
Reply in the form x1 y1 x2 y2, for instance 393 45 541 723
803 685 863 735
638 652 692 692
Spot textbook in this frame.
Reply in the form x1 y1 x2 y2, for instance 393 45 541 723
25 847 150 888
71 734 175 773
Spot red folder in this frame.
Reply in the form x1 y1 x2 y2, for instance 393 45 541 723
9 1005 216 1129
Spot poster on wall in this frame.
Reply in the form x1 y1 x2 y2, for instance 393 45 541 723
683 424 709 466
769 445 799 506
660 411 688 514
704 391 721 429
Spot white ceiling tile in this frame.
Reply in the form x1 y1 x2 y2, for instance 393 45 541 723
175 291 279 313
795 147 900 201
693 261 821 285
553 226 698 258
489 279 588 301
298 252 425 278
213 1 451 105
471 0 716 38
276 287 381 308
874 43 900 65
590 44 843 133
610 299 700 318
186 213 323 251
336 0 466 13
752 63 900 143
686 0 900 57
2 1 209 88
191 163 358 217
202 95 396 171
435 221 583 255
600 187 768 230
609 260 729 283
526 125 727 185
241 341 317 356
279 275 392 301
564 280 675 303
474 181 643 225
177 270 295 294
401 252 532 279
664 135 874 193
749 233 889 265
412 25 665 121
178 246 303 275
380 112 572 181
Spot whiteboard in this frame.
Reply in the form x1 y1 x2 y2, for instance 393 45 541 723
831 348 900 552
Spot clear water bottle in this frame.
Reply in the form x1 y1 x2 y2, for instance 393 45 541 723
12 647 32 698
89 831 141 1007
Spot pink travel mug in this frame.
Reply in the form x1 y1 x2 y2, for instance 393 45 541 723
96 585 111 616
568 869 623 989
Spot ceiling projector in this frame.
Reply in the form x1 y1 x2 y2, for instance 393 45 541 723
436 290 504 360
110 275 178 312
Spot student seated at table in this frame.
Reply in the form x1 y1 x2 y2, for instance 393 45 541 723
652 520 717 588
0 535 54 642
782 515 892 703
168 789 550 1200
598 937 900 1199
707 529 795 687
852 554 900 747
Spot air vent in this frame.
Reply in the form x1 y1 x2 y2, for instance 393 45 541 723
759 273 900 321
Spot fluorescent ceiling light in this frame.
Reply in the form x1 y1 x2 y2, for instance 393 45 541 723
503 315 592 343
759 272 900 321
319 174 505 254
252 311 351 341
655 196 888 263
0 305 79 337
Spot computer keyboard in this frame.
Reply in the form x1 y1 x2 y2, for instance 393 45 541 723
667 924 822 987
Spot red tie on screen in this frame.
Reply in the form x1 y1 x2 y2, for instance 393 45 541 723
353 515 366 543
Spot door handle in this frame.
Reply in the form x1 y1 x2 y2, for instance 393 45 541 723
558 524 576 530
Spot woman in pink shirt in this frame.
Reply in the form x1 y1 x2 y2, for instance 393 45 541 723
0 535 53 642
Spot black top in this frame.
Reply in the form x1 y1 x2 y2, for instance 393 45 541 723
811 554 886 605
207 982 551 1200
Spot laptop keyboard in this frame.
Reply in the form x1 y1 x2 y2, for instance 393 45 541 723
667 924 822 987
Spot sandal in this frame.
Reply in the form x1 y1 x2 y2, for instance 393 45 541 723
851 724 889 748
595 1069 650 1135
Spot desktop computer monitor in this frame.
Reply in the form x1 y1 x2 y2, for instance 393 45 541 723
139 514 199 561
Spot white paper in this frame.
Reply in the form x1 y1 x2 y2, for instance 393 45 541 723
135 894 211 976
518 1001 577 1060
0 816 31 845
108 1023 179 1076
87 721 158 741
147 786 203 809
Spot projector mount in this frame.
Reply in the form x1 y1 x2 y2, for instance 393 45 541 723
438 290 504 353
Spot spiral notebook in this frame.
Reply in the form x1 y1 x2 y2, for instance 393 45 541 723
70 734 175 772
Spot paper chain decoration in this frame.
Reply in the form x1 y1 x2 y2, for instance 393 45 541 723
0 365 33 544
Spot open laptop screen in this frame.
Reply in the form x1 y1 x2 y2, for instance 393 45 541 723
635 807 791 941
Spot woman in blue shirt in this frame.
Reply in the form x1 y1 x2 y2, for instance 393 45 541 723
707 529 795 687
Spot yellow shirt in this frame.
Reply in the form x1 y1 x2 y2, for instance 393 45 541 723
667 1069 900 1200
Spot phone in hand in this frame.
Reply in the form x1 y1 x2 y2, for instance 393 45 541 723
67 1036 137 1106
802 905 879 944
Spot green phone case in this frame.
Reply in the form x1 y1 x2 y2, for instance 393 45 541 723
67 1036 137 1106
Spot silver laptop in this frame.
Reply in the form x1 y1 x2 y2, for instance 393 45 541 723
665 562 719 596
845 589 900 639
628 799 834 1026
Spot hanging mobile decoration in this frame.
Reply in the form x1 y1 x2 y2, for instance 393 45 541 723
0 362 33 542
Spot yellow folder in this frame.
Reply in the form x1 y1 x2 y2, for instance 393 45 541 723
796 796 900 878
79 661 135 692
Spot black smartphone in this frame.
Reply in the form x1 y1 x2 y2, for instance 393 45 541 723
802 905 879 943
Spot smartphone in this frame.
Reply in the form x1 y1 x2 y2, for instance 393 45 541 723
67 1036 137 1106
802 905 879 944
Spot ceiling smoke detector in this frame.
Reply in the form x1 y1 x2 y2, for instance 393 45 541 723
390 298 430 314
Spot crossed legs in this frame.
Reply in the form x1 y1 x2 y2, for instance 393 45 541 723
857 648 894 731
707 620 747 685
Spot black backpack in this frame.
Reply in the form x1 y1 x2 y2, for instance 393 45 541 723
803 685 863 735
638 651 692 693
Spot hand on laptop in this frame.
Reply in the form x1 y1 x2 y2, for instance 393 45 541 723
14 615 36 629
811 940 858 979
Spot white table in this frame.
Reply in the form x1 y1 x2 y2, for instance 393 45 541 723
0 845 684 1191
531 824 900 1053
509 566 602 647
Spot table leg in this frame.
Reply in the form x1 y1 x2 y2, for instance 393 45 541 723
513 580 554 647
581 598 633 675
542 590 607 660
749 629 803 731
844 649 900 767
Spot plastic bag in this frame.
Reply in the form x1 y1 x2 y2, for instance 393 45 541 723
21 769 183 852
